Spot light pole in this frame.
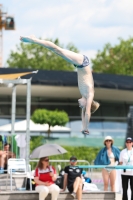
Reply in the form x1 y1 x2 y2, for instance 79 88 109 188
0 4 15 67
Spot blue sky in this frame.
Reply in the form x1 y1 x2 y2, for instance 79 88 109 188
1 0 133 67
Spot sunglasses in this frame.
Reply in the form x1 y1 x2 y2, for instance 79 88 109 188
70 160 77 162
106 140 112 142
43 159 49 162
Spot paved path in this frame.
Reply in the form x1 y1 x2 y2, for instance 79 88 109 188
116 192 131 200
116 193 122 200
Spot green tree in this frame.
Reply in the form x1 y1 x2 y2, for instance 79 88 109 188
31 109 69 138
30 136 44 153
92 37 133 75
7 38 79 71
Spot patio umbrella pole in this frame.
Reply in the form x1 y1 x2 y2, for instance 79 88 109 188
26 79 31 172
11 85 16 157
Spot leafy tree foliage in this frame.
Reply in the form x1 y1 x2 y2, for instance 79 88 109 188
31 109 69 138
92 37 133 75
50 146 101 164
30 136 44 153
7 38 79 71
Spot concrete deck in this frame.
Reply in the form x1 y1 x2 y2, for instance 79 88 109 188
0 191 115 200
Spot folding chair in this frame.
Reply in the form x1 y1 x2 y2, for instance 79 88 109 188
8 158 31 191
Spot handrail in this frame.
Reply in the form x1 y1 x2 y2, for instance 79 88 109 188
30 159 90 163
29 159 90 174
79 165 133 169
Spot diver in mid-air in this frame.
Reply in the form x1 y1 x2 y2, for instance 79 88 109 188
20 35 100 135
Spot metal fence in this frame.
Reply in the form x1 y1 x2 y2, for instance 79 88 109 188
30 159 91 175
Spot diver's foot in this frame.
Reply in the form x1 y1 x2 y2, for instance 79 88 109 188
20 35 36 43
82 130 90 135
91 100 100 114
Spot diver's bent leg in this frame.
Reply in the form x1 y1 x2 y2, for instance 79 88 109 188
20 35 83 66
91 100 100 114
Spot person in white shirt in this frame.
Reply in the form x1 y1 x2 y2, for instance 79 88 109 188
20 35 100 135
119 137 133 200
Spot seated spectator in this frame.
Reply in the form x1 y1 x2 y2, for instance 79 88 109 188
0 143 16 174
62 156 83 200
34 156 60 200
94 136 120 192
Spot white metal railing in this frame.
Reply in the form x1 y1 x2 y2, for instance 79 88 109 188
30 159 91 175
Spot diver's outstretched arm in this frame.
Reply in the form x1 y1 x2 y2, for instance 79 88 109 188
81 108 86 131
20 35 84 66
82 95 93 134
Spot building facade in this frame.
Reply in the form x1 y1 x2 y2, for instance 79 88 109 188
0 68 133 139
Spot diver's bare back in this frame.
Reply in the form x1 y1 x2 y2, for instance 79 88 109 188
77 65 94 99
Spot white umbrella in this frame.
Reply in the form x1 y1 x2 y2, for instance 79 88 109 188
30 143 67 158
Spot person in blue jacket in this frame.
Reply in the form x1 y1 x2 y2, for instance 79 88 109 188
94 136 120 192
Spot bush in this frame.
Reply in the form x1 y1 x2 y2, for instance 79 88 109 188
50 146 101 163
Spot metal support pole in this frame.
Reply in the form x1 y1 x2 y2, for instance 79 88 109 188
10 169 12 191
11 85 16 192
26 79 31 171
11 85 16 153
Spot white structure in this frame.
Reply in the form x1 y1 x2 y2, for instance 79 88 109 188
0 119 71 134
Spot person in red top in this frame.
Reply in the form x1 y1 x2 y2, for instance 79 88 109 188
34 156 60 200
